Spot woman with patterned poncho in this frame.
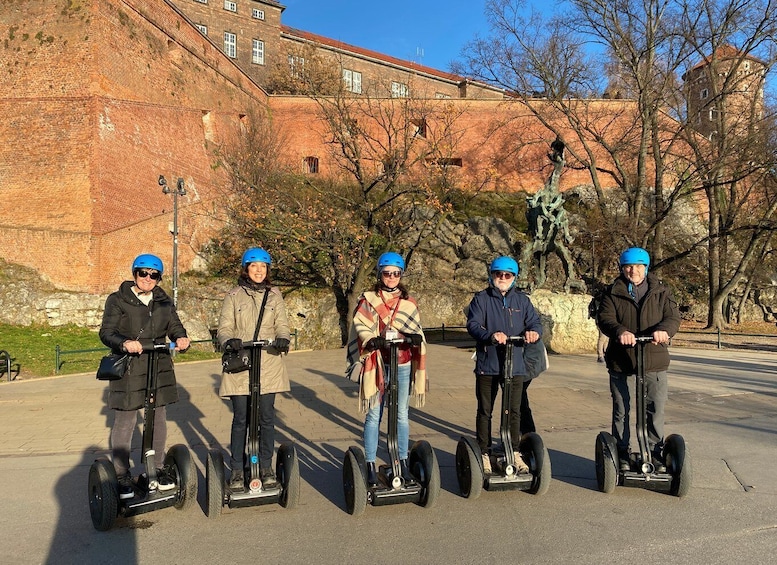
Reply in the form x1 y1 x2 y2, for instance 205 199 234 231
345 252 427 486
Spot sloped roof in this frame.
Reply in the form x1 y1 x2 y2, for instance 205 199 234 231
691 44 766 71
280 25 501 92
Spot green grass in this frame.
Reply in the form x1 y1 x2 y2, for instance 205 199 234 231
0 323 220 379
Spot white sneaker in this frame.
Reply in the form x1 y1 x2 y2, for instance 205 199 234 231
482 453 492 474
513 451 530 473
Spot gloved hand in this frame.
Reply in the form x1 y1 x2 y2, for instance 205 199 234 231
406 333 423 346
365 337 386 351
275 338 290 354
224 338 243 352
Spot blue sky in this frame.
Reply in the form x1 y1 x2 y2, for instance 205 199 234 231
280 0 494 73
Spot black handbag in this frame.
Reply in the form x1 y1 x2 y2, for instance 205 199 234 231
221 289 269 374
96 353 129 381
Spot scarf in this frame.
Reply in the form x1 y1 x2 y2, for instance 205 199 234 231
345 290 427 413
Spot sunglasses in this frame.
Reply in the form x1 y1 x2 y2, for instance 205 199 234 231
491 271 515 280
136 269 161 280
381 270 402 278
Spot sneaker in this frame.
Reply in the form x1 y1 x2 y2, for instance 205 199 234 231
652 453 667 473
400 459 414 481
597 357 605 363
228 469 244 490
118 473 134 500
482 453 492 474
260 467 278 488
156 468 176 491
513 451 530 474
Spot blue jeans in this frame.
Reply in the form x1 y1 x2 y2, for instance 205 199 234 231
364 362 410 462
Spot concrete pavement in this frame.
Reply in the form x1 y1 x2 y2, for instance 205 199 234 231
0 343 776 564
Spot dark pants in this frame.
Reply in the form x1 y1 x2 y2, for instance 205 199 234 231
229 393 276 471
111 406 167 477
609 370 667 455
476 374 531 452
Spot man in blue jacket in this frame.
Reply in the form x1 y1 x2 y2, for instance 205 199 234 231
466 256 543 474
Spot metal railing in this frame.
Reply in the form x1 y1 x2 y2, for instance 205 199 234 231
1 349 19 382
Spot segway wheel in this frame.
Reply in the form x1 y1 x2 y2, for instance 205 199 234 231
277 443 300 509
665 434 692 497
88 459 118 531
521 432 551 495
165 444 198 510
455 437 483 499
206 449 225 518
595 432 618 494
343 447 367 516
409 440 441 508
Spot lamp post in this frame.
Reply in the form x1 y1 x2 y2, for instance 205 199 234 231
159 175 186 307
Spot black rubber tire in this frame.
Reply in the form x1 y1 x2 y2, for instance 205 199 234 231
206 450 225 519
409 440 441 508
595 432 618 494
343 447 367 516
277 443 300 509
165 444 198 511
665 434 692 497
88 459 118 531
521 432 551 495
455 437 483 499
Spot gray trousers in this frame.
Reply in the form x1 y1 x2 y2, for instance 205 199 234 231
609 370 667 454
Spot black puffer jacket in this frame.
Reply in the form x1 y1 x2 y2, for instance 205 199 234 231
597 273 680 374
99 281 188 410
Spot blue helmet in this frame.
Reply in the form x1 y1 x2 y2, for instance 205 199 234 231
377 252 405 272
619 247 650 271
132 254 164 274
489 256 519 276
242 247 272 267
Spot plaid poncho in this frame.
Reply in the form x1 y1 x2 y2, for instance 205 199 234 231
345 290 427 413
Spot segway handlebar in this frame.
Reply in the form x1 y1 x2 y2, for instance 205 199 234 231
140 343 184 353
239 339 275 349
384 333 423 346
505 335 526 345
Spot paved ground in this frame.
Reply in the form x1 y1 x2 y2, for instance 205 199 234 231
0 343 775 564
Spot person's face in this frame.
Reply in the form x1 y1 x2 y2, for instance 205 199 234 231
247 261 268 283
491 270 515 294
134 269 160 293
380 268 402 290
622 264 647 286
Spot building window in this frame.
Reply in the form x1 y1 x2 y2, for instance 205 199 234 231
342 69 362 94
195 24 207 36
252 39 264 65
288 55 305 79
304 156 319 174
194 0 207 4
709 108 718 121
411 118 427 138
391 81 409 98
700 88 708 99
224 32 236 58
436 157 463 167
224 0 237 12
435 92 451 99
252 8 265 20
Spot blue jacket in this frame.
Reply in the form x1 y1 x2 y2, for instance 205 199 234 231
466 286 543 377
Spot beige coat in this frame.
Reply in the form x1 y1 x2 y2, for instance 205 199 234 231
217 284 291 396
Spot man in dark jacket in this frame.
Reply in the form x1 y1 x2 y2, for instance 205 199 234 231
597 247 680 472
466 256 543 475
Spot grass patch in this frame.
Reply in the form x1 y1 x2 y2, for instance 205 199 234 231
0 323 220 379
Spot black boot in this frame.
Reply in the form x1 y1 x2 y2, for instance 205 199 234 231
228 469 244 490
400 459 414 481
618 449 631 472
367 462 378 486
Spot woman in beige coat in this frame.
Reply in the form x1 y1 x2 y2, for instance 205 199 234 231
217 247 291 490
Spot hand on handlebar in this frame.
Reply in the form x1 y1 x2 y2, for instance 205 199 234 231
490 332 508 345
174 337 191 352
275 337 290 354
365 337 386 351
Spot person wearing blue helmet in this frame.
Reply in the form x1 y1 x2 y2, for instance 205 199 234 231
99 253 190 500
466 256 543 474
596 246 680 472
217 247 292 490
346 251 427 486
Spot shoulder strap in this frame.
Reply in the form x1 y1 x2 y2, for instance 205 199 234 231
253 288 271 341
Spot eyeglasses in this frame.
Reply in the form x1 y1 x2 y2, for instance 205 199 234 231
491 271 515 280
381 270 402 278
136 270 161 280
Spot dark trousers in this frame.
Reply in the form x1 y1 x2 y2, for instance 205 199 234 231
609 370 667 455
229 393 276 471
476 374 532 452
111 406 167 477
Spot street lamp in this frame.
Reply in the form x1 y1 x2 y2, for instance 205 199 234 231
159 175 186 307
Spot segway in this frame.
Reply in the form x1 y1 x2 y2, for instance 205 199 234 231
206 339 300 518
595 335 692 497
343 333 440 516
88 343 197 531
456 335 551 499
